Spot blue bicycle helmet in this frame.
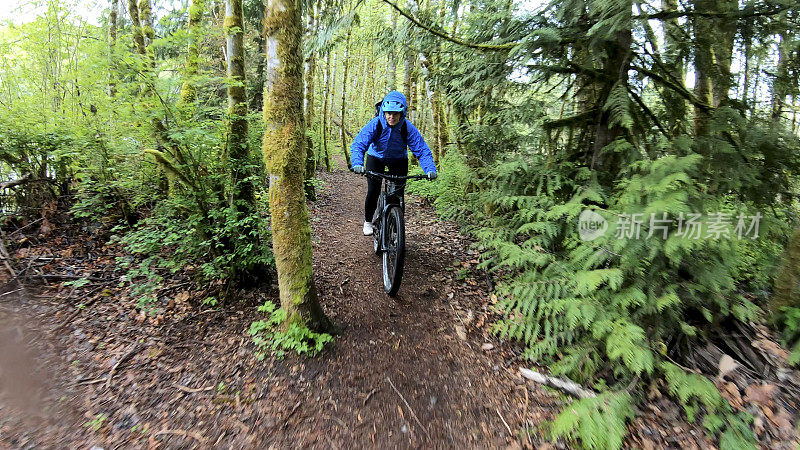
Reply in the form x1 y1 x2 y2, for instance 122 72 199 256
382 98 406 113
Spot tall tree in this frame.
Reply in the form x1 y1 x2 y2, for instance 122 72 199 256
262 0 331 331
660 0 686 136
692 0 714 135
321 52 332 171
127 0 148 61
303 0 319 198
225 0 265 283
108 0 118 97
387 12 398 90
180 0 205 104
340 29 352 167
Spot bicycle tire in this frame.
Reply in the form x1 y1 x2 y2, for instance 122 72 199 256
382 206 405 296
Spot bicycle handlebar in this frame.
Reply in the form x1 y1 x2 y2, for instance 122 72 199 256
362 170 429 181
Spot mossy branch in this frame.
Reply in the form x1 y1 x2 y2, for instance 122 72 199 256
381 0 518 51
143 149 196 190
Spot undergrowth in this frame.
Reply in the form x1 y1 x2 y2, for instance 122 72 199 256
409 129 793 448
248 300 333 358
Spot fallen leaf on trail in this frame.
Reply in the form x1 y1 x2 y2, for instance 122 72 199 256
481 343 494 351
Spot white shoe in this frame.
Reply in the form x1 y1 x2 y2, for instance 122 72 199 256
363 221 374 236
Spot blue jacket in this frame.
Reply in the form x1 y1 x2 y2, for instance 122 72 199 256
349 91 437 174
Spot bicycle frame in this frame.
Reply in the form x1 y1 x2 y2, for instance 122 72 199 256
366 171 426 253
356 169 432 295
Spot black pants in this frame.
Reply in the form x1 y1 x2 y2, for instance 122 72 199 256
365 154 408 222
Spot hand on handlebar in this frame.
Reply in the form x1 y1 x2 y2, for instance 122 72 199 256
352 165 364 174
426 172 438 181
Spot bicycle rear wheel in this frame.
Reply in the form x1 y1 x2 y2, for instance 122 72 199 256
382 206 405 296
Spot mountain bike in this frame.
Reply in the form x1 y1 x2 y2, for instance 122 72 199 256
364 170 429 296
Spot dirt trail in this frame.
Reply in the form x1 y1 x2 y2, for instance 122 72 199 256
0 166 558 449
279 168 553 448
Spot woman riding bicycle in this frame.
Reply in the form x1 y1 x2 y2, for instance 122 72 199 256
350 90 437 236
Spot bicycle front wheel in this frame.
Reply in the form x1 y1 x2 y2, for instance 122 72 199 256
382 206 405 296
373 196 383 255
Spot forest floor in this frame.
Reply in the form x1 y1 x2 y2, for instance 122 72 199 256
1 164 786 449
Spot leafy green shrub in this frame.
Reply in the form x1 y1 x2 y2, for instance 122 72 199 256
248 301 333 358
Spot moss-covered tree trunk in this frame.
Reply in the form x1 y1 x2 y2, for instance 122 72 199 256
692 0 713 136
108 0 118 97
403 46 413 112
262 0 331 332
303 0 318 198
321 52 331 171
138 0 156 68
429 80 441 164
329 50 337 147
711 0 736 108
340 29 352 169
225 0 265 284
180 0 205 104
127 0 148 61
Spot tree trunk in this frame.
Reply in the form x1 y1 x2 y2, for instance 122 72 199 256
329 50 337 145
138 0 155 68
661 0 686 136
437 92 448 160
404 46 413 110
692 0 713 136
429 80 441 165
321 52 331 171
771 24 792 119
180 0 205 104
127 0 148 60
711 0 736 108
340 29 352 168
225 0 265 283
303 0 318 198
770 227 800 317
108 0 118 97
387 13 397 90
262 0 331 332
139 0 154 42
590 22 633 180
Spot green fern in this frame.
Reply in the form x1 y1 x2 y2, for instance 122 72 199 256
550 391 634 450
